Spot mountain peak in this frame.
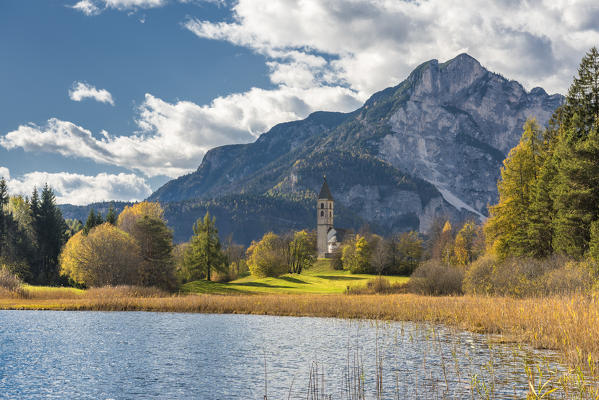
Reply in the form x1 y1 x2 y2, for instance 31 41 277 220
148 54 564 244
447 52 480 66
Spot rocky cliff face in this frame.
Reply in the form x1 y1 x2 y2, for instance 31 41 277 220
376 54 562 216
148 54 563 242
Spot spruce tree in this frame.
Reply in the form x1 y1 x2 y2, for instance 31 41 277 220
526 155 556 257
105 206 117 225
184 212 226 281
551 48 599 258
83 209 104 235
33 185 67 284
132 215 176 290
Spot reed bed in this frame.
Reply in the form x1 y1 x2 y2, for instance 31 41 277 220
1 292 598 373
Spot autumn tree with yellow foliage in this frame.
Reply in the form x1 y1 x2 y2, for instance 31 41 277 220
485 119 543 259
60 201 176 289
60 223 142 287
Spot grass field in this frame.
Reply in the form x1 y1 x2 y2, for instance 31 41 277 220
181 260 410 294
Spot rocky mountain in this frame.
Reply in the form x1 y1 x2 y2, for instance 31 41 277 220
143 53 562 243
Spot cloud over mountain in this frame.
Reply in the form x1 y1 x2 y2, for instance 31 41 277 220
1 86 361 178
186 0 599 96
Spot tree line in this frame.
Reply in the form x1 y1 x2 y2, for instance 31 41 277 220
0 183 68 285
400 48 599 297
485 47 599 262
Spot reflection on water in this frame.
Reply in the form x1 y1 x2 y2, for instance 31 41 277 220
0 310 575 399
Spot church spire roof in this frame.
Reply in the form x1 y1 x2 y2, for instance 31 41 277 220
318 177 334 200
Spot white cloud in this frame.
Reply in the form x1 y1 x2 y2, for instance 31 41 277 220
71 0 101 16
185 0 599 95
14 0 599 185
69 82 115 105
71 0 166 15
0 167 10 180
5 170 151 205
1 85 361 178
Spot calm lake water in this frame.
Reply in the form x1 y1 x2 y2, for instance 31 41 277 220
0 310 566 399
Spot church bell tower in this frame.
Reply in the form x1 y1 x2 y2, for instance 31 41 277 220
317 177 334 258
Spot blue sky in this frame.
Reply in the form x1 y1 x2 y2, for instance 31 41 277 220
1 0 598 204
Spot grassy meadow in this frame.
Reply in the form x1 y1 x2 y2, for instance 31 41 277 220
181 259 409 294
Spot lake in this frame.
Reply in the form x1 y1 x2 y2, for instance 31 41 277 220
0 311 566 399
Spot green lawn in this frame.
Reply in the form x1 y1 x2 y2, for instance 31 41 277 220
182 260 410 295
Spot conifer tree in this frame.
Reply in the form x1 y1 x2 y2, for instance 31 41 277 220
551 48 599 257
83 209 104 235
105 206 117 225
32 185 67 284
183 212 226 281
132 216 176 290
526 155 557 257
485 119 542 259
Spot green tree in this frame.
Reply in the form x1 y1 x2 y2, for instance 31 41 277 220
286 230 316 274
548 48 599 257
342 234 372 274
394 231 423 274
131 216 177 290
246 232 286 278
83 209 104 235
31 185 67 284
2 195 36 281
526 154 557 258
552 122 599 257
115 201 176 288
105 206 117 225
183 212 227 281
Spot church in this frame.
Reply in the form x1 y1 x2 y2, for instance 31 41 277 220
316 177 345 258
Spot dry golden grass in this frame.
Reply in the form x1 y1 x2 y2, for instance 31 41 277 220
1 291 598 374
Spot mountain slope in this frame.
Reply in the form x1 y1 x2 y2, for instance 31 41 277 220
145 54 563 242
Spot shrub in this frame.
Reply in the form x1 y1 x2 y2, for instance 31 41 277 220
345 277 407 295
463 255 595 297
406 261 464 295
0 268 24 297
462 255 496 295
330 248 344 270
0 260 32 282
543 260 596 295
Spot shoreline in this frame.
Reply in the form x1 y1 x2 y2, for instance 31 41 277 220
1 292 598 373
